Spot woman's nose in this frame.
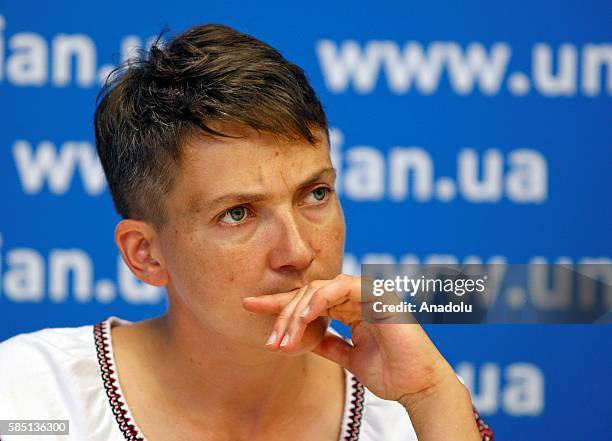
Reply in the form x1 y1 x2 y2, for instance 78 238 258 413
267 211 315 274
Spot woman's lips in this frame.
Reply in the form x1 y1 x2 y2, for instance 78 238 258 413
255 284 304 297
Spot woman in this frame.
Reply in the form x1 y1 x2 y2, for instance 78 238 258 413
0 23 493 440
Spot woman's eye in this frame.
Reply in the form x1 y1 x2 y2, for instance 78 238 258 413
305 187 330 204
220 206 248 224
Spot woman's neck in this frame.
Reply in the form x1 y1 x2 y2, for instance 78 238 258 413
167 316 307 414
130 309 343 434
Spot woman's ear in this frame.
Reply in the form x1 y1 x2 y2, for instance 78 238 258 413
114 219 169 286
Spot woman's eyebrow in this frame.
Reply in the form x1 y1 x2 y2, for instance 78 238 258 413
187 192 267 215
187 167 337 214
206 193 268 210
298 167 336 189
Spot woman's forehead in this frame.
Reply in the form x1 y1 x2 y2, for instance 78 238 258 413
169 136 334 213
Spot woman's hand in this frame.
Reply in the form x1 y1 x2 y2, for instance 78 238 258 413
242 274 483 441
242 274 452 403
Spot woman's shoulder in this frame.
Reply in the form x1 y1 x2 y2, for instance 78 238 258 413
0 316 138 395
0 318 128 440
0 316 132 365
0 321 97 374
0 321 99 399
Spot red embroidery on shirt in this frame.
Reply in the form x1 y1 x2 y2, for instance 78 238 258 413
94 321 144 441
345 375 365 441
95 318 493 440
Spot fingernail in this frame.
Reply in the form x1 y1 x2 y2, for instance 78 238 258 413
280 334 290 347
300 305 310 318
266 331 277 345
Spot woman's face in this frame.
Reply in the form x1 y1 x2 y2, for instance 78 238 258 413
157 125 346 353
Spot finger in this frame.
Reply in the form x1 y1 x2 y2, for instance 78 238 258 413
327 299 363 325
267 287 307 350
311 332 353 369
307 277 362 321
241 291 298 315
282 284 325 351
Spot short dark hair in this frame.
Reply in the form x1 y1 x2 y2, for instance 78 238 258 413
94 23 328 227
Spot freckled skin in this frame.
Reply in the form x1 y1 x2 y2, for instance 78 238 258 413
112 125 481 441
157 126 345 354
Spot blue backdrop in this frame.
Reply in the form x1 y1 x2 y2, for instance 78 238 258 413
1 1 611 439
